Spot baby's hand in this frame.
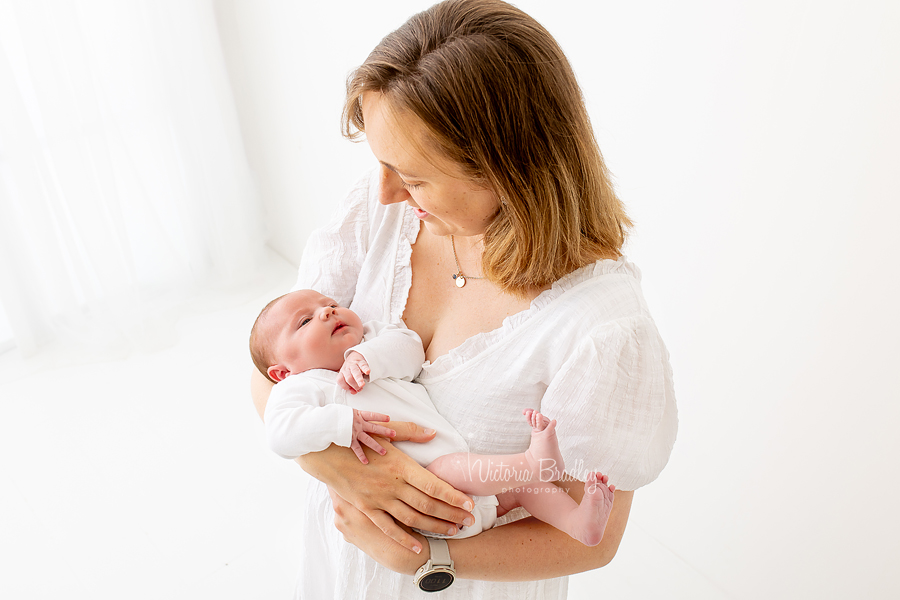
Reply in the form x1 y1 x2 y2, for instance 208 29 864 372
338 351 370 394
350 409 395 464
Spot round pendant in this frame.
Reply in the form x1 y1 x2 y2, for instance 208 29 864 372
455 275 466 288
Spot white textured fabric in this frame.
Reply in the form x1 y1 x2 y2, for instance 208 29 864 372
291 171 678 599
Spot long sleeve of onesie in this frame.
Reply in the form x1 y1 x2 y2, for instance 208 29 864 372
264 376 354 459
347 321 425 382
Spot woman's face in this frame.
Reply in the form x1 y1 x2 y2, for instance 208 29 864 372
361 92 500 238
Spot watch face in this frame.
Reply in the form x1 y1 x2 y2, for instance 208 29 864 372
419 571 454 592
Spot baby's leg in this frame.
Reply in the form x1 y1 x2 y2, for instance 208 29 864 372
505 472 616 547
426 410 565 495
522 409 565 482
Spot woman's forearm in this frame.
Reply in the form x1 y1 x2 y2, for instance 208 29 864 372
346 483 634 580
449 489 632 581
254 366 632 581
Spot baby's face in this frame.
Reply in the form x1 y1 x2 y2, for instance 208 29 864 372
265 290 364 379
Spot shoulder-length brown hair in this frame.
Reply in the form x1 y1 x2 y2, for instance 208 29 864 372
343 0 631 296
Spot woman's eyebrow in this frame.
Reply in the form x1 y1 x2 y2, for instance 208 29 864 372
380 161 421 180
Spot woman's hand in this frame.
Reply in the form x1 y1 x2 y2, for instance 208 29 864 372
329 487 430 573
254 369 471 553
297 421 474 554
332 475 634 580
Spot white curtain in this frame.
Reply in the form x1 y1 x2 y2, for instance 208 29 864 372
0 0 266 360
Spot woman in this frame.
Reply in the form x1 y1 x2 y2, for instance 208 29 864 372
252 1 677 597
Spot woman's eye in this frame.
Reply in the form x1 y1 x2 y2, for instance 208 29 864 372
400 180 422 190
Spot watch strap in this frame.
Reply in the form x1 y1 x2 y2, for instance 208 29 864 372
426 537 452 567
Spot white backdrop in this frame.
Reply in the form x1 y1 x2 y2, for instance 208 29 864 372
217 0 900 598
0 0 267 361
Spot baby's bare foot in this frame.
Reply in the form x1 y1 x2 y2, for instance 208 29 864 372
570 472 616 546
522 408 565 482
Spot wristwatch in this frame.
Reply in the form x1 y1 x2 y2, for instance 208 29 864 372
413 537 455 592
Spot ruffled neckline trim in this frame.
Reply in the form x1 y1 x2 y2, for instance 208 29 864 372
417 255 641 382
390 205 421 324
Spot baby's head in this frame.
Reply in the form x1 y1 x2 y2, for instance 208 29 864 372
250 289 364 383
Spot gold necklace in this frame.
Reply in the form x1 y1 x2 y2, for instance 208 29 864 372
450 235 485 288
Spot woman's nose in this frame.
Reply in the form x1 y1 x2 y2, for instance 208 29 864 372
377 165 411 206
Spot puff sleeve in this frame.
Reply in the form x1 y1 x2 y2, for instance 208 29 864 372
540 316 677 491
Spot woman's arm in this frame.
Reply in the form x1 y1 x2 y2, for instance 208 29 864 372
332 476 633 579
251 367 274 422
254 369 631 577
251 367 475 553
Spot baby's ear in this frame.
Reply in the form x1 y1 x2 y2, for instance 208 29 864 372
267 365 290 383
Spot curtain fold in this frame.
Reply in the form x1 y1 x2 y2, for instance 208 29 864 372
0 0 267 360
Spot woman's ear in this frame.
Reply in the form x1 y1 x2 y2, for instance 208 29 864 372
267 364 290 383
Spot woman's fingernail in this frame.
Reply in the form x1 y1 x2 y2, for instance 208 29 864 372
423 428 435 435
464 501 474 511
463 517 474 527
447 526 457 535
413 545 422 554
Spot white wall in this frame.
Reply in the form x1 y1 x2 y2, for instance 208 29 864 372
216 1 900 598
213 0 408 264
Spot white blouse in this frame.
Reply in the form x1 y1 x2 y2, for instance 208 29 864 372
291 171 677 600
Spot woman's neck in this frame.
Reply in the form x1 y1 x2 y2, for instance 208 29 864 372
447 233 485 278
403 227 541 362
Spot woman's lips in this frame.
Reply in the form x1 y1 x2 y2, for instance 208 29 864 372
412 207 429 219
